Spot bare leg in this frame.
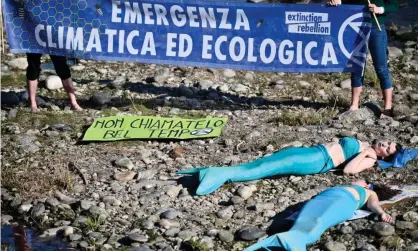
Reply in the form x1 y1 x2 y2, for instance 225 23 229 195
62 77 82 110
349 87 362 111
27 79 40 112
382 87 393 110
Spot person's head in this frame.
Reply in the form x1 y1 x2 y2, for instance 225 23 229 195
351 179 373 189
371 139 402 158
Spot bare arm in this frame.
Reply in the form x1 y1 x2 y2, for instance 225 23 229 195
343 151 376 174
367 191 392 223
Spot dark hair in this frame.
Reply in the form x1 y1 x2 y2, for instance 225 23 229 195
373 184 402 201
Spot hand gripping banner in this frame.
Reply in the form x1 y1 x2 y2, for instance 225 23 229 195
2 0 371 73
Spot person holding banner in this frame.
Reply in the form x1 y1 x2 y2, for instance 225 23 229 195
328 0 399 117
26 53 82 112
177 138 403 195
243 179 399 251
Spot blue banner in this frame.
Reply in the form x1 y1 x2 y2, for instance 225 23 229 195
2 0 371 73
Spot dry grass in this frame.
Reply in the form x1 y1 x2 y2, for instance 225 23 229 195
1 157 74 200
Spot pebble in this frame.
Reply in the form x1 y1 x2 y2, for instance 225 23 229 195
30 203 45 218
164 227 180 237
200 236 214 249
62 226 74 237
45 75 63 90
128 233 148 243
410 231 418 241
255 203 275 212
114 157 135 170
238 226 266 241
404 211 418 223
18 204 33 213
90 92 112 106
55 191 77 204
340 79 351 89
372 222 395 237
218 230 234 242
177 230 197 240
40 227 64 238
229 196 244 205
80 200 95 211
324 241 347 251
159 219 180 229
410 136 418 144
223 69 236 78
396 221 415 230
114 171 137 182
7 57 28 70
217 207 234 219
1 215 13 224
237 186 253 200
111 76 126 88
70 234 82 241
160 209 180 220
231 83 248 93
298 80 311 87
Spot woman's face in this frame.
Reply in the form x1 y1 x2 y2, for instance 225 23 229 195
372 140 397 157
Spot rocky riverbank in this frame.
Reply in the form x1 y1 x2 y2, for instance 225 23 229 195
1 1 418 251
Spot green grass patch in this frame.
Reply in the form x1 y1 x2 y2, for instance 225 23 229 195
1 73 26 88
268 108 338 126
86 215 106 232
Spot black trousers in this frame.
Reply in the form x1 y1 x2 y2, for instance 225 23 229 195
26 53 71 81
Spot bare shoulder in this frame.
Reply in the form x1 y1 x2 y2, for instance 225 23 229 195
358 140 370 152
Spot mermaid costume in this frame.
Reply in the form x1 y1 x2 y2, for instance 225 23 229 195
177 137 360 195
243 185 367 251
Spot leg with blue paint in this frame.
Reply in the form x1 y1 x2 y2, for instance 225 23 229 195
244 187 358 251
177 145 333 195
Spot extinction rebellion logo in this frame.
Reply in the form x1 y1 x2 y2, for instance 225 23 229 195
285 11 331 35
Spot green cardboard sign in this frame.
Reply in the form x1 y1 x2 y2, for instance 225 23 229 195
82 115 228 141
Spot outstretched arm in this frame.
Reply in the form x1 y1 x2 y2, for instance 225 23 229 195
367 191 392 223
343 148 377 174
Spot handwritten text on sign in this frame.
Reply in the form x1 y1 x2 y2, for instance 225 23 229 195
82 116 228 141
2 0 371 73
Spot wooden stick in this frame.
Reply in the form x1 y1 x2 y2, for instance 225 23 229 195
367 0 382 32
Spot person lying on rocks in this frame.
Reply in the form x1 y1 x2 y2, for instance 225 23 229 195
243 179 399 251
177 138 402 195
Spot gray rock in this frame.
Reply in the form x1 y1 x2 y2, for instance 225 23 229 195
80 200 95 211
237 186 253 200
218 84 229 92
217 207 234 219
111 76 126 88
199 79 214 90
404 211 418 223
55 191 77 204
160 209 180 220
340 79 351 89
31 203 45 218
154 67 170 83
136 170 157 180
223 69 236 78
142 220 154 230
166 185 182 198
128 233 148 243
102 196 117 205
238 226 266 241
70 234 82 241
7 57 28 70
233 210 245 219
115 157 135 170
178 85 194 97
129 246 153 251
71 65 85 71
410 136 418 144
218 230 234 242
45 75 63 90
40 227 64 238
89 206 109 219
164 227 180 237
231 83 248 93
1 215 13 224
1 91 20 106
159 219 180 229
392 104 414 117
340 225 353 234
46 197 60 207
62 226 74 237
388 46 403 59
339 107 375 122
90 92 112 106
18 204 33 214
324 241 346 251
177 230 197 240
372 222 395 237
298 80 311 87
409 93 418 101
200 236 214 249
7 109 18 119
229 196 244 205
396 221 415 230
255 203 275 212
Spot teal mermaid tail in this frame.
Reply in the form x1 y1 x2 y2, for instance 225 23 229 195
177 145 334 195
244 187 358 251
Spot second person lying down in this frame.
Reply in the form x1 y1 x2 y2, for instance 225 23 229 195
177 137 402 195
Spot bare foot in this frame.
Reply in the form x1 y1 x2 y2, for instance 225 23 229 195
348 106 359 111
71 104 83 111
31 107 40 113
